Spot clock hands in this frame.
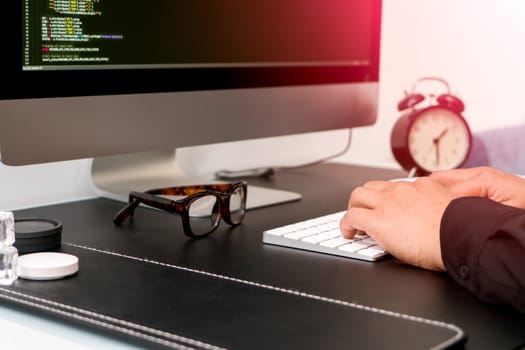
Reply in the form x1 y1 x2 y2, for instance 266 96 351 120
434 142 440 165
434 128 449 142
432 128 449 165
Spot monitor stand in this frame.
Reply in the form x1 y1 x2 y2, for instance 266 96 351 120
90 149 301 210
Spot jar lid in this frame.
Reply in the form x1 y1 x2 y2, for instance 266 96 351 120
14 218 62 254
18 252 79 280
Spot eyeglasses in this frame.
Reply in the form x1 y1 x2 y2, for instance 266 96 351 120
113 181 247 238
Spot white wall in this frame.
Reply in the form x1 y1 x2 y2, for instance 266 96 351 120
2 0 525 210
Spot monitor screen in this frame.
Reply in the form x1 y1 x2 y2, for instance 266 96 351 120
0 0 381 206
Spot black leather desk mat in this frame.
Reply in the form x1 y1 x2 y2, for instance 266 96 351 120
2 164 524 349
0 242 463 350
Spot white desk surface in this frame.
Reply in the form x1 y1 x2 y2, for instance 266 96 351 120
0 304 142 350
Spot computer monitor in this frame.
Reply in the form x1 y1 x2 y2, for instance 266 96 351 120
0 0 381 208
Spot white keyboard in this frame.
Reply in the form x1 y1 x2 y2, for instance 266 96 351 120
262 211 389 262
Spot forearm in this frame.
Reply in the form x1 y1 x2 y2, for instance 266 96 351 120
440 197 525 312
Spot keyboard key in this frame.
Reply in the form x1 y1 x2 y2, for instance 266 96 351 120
302 233 333 244
358 246 388 259
284 228 317 240
320 237 355 248
338 242 366 253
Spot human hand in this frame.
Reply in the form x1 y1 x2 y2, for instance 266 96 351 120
430 166 525 209
340 178 457 271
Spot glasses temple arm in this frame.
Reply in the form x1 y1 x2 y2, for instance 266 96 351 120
113 196 142 226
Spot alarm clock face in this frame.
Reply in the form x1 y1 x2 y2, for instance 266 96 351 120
408 107 471 172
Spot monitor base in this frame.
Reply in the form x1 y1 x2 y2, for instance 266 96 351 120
90 150 301 209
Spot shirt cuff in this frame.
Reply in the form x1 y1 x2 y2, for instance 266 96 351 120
440 197 516 297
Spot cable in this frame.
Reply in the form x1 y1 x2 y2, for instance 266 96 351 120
214 129 353 180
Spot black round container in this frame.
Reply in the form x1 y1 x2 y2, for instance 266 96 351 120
14 218 62 254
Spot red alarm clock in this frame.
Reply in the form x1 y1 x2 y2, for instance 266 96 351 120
391 77 472 176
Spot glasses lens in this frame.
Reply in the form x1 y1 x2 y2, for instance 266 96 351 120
228 186 245 224
188 195 220 236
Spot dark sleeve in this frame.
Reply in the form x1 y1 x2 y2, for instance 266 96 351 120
440 197 525 312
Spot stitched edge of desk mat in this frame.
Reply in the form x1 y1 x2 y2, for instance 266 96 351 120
0 287 222 350
0 242 466 350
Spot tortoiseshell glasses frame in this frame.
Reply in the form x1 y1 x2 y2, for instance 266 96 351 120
113 181 247 238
